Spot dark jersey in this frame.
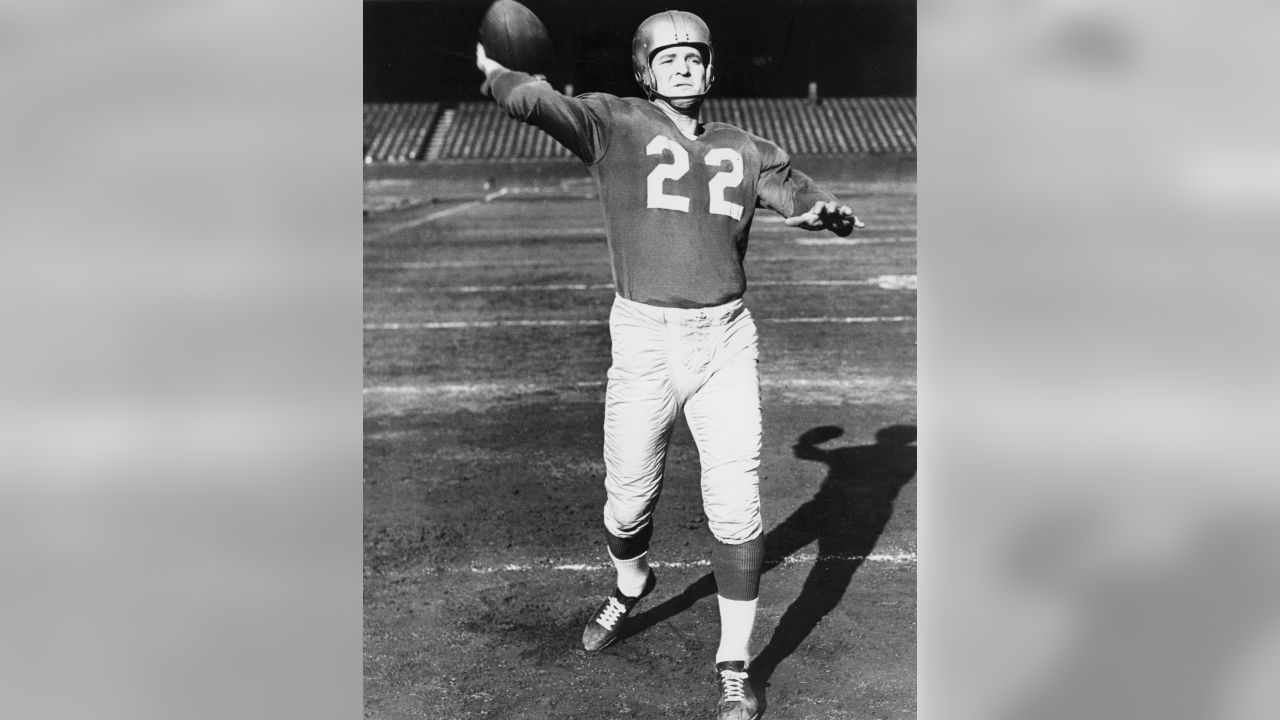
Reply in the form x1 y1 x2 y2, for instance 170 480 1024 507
485 70 836 308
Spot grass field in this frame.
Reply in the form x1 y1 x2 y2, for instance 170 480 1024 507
363 171 917 719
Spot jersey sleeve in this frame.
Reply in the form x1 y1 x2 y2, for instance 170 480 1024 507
754 138 838 217
483 69 612 165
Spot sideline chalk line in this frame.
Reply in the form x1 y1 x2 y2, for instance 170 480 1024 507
396 551 917 576
365 246 914 271
364 316 913 331
363 376 914 397
370 276 917 294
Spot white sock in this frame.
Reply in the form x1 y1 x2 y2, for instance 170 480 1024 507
610 549 651 597
715 595 758 664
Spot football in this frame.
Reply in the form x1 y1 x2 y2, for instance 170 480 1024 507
479 0 553 75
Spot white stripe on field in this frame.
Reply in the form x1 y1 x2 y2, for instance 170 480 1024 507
364 245 914 270
367 188 510 240
367 259 576 270
363 377 912 396
458 551 916 575
762 315 916 324
364 316 913 330
767 316 914 324
366 319 606 330
794 236 914 246
761 277 916 289
372 277 916 293
364 381 605 395
449 227 604 239
447 283 614 293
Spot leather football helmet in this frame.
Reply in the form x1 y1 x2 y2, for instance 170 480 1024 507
631 11 715 99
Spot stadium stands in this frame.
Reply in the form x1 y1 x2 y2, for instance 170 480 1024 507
430 102 574 161
704 97 916 155
362 97 915 163
364 103 441 163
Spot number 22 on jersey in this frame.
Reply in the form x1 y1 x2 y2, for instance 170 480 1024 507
645 136 745 221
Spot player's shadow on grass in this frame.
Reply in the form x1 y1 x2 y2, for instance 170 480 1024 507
622 423 916 687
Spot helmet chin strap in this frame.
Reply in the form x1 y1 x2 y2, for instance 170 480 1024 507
650 92 705 116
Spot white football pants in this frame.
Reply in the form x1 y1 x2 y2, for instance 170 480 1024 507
602 294 763 546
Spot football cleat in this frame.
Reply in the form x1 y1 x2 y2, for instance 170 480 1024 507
581 570 657 651
714 661 760 720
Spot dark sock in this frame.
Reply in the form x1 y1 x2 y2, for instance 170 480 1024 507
711 535 764 601
605 522 653 561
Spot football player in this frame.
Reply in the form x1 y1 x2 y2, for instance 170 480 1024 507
476 10 862 720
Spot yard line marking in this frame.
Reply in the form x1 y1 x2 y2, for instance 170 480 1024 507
364 381 605 395
368 276 916 293
794 236 914 246
442 552 916 575
367 187 510 240
762 276 916 289
766 316 914 324
448 283 615 293
363 316 913 330
363 377 913 396
364 245 914 270
446 227 605 239
785 236 916 244
367 259 577 269
365 319 605 330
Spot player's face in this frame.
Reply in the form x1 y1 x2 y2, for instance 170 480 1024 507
651 45 708 98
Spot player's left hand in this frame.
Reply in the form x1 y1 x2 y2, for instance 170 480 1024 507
784 201 864 237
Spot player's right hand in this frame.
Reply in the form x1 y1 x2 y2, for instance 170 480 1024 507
476 42 507 77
